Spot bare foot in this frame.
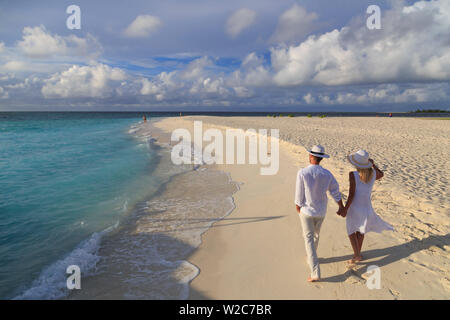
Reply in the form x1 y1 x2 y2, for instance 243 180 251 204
353 255 363 262
346 263 357 270
307 277 320 282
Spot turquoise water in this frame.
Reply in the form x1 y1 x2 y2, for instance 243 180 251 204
0 113 160 299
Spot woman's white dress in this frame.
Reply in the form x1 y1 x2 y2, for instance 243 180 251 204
346 169 394 235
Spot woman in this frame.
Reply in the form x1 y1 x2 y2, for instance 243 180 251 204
342 150 394 264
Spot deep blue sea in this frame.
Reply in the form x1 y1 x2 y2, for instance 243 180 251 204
0 112 162 299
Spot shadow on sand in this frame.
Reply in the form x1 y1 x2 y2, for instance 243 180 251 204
319 233 449 283
140 215 285 233
69 215 285 300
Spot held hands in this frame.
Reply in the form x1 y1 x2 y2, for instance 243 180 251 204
298 204 347 216
336 199 346 217
336 206 347 217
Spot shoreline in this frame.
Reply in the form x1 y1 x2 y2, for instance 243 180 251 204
8 115 448 300
68 119 240 299
154 115 449 299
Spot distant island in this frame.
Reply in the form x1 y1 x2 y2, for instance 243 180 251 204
410 109 449 113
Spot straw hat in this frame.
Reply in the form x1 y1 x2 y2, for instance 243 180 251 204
347 150 372 169
307 145 330 158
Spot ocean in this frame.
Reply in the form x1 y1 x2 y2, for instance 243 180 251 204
0 112 237 299
0 112 159 298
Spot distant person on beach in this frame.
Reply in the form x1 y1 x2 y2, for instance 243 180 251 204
143 115 147 122
295 145 345 282
341 150 394 264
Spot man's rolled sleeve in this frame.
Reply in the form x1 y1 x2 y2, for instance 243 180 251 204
295 170 305 207
328 174 341 202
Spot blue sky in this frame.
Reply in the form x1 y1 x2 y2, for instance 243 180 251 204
0 0 449 111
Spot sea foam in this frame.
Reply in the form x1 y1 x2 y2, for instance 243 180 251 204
14 224 117 300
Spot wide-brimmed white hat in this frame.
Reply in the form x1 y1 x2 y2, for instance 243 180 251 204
347 150 372 169
307 145 330 158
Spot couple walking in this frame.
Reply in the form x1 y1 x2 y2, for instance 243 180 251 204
294 145 394 282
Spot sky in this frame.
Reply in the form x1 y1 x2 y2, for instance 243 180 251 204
0 0 449 111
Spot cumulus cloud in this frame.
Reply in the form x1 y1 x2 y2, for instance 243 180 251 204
138 57 232 102
2 61 27 72
2 0 449 109
123 15 162 38
42 64 127 98
0 74 47 102
303 93 315 104
140 78 161 95
229 52 271 87
180 56 213 80
225 8 257 38
301 83 450 105
139 78 166 101
16 25 102 59
271 0 450 86
270 4 318 44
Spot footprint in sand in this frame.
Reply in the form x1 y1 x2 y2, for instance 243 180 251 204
344 269 365 285
346 263 357 270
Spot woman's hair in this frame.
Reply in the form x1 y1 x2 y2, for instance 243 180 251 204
357 167 373 183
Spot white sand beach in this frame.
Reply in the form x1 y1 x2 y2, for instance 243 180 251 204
154 116 449 300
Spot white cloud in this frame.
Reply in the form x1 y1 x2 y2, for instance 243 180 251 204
140 78 161 95
229 52 271 87
225 8 257 38
190 77 230 96
138 57 231 101
16 25 101 59
301 83 450 105
303 93 315 104
123 15 162 38
42 64 127 98
0 42 4 53
2 0 450 109
17 25 65 57
180 56 212 80
270 4 318 44
0 75 43 102
0 59 71 74
271 0 450 86
2 61 27 72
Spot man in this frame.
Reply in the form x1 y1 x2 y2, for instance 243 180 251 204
295 145 345 282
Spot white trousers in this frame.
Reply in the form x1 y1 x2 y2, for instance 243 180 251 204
298 212 324 278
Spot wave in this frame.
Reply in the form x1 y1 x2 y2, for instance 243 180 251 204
13 223 117 300
16 120 239 299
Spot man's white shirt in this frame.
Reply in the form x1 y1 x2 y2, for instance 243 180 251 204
295 164 341 217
